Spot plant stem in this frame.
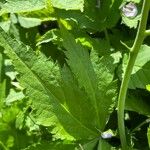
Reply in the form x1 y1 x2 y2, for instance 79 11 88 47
117 0 150 149
131 118 150 133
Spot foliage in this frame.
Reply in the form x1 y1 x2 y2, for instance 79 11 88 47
0 0 150 149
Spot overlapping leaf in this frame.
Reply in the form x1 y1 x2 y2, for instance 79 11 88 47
121 45 150 89
0 26 119 145
0 27 98 141
91 50 120 128
56 0 123 31
0 0 46 15
61 27 119 130
18 16 41 28
51 0 84 11
125 92 150 115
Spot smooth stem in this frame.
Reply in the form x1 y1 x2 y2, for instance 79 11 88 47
131 118 150 133
117 0 150 149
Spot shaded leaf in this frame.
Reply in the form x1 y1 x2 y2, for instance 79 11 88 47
120 45 150 89
125 92 150 116
56 0 123 31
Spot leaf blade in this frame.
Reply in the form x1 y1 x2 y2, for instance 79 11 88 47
0 27 98 140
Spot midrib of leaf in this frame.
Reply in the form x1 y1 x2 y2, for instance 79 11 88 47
0 28 97 137
65 46 100 126
30 69 97 136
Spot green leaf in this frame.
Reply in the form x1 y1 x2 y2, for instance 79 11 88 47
56 0 123 31
0 105 22 149
0 27 98 141
61 27 119 130
61 27 102 128
37 29 60 45
80 138 113 150
18 16 41 28
21 6 55 22
0 25 119 145
103 0 123 29
130 45 150 89
120 45 150 89
81 138 99 150
51 0 84 11
133 45 150 71
121 14 141 28
60 65 100 136
0 0 46 15
126 0 141 3
91 51 120 127
76 35 112 56
24 141 76 150
97 139 112 150
5 89 25 105
5 59 18 80
0 114 39 150
91 51 121 89
61 26 98 101
146 84 150 92
125 92 150 116
0 20 11 32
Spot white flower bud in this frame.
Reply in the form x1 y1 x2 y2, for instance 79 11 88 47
121 2 138 18
101 132 113 139
101 129 114 139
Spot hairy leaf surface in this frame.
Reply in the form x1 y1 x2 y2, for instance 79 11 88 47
0 27 98 141
61 27 118 130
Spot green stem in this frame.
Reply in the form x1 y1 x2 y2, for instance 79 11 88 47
117 0 150 149
131 118 150 133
